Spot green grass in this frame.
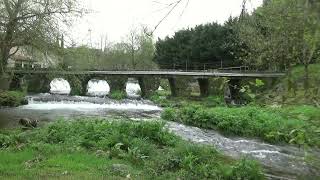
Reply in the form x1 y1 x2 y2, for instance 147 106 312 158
162 105 320 147
0 119 264 179
150 90 226 108
109 91 126 100
0 90 26 107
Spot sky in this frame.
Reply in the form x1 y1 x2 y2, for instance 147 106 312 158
69 0 263 47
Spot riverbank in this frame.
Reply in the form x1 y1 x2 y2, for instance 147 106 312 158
0 119 263 179
162 104 320 148
150 88 320 148
0 91 27 107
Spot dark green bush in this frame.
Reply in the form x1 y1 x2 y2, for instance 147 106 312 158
0 91 26 107
161 108 177 121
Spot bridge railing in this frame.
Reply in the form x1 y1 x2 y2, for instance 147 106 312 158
6 62 285 74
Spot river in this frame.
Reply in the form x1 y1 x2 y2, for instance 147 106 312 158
0 79 319 180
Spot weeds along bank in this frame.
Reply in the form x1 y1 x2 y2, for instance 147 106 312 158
161 103 320 148
0 119 264 179
0 91 27 107
151 65 320 147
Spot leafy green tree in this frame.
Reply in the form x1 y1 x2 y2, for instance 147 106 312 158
236 0 320 94
154 23 239 70
0 0 84 74
61 28 157 70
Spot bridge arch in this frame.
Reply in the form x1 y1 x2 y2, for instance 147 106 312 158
86 79 110 97
50 78 71 95
126 78 141 98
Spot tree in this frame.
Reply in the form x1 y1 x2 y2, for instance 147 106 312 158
127 28 140 70
0 0 84 74
236 0 320 94
154 23 238 70
300 0 320 94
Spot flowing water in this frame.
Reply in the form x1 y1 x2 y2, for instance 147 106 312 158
87 79 110 96
0 79 319 179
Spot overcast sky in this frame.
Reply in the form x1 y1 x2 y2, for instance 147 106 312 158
69 0 263 47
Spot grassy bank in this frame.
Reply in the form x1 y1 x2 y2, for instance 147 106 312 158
162 105 320 147
0 119 264 179
109 91 126 100
0 91 27 107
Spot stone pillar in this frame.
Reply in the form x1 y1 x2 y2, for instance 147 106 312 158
66 75 88 96
226 78 241 104
108 76 127 94
138 77 160 98
168 77 177 97
207 77 228 96
198 78 209 97
26 74 51 93
168 77 191 97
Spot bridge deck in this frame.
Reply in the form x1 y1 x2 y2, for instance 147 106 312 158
10 70 286 78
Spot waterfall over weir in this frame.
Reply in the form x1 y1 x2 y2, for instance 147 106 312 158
50 78 71 95
87 79 110 97
49 78 142 98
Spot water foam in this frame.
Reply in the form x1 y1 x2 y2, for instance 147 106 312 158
21 102 161 111
126 81 141 98
50 78 71 95
87 79 110 96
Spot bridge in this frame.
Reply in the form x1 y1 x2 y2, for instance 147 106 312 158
8 69 285 99
9 70 285 78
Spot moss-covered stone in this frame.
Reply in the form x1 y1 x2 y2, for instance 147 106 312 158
108 76 127 94
168 77 192 97
138 77 160 97
25 74 51 93
65 75 87 96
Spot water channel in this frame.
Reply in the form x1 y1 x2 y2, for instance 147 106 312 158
0 78 319 179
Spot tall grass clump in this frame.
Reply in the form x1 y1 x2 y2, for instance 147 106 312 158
162 105 320 147
109 90 126 100
0 119 264 179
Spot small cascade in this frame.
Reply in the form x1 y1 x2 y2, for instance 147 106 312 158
87 79 110 97
50 78 71 95
21 94 161 111
126 79 141 98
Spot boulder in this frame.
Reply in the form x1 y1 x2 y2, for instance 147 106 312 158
19 118 38 128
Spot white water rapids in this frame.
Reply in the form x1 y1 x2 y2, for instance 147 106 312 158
50 78 71 95
87 79 110 96
49 78 143 98
0 78 319 179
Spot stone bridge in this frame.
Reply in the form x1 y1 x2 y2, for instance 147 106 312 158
8 70 285 99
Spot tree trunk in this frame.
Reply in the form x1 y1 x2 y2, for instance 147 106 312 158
0 47 10 75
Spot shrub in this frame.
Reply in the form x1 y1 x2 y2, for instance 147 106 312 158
0 91 26 107
162 105 319 147
230 158 265 180
161 108 177 121
109 91 126 100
